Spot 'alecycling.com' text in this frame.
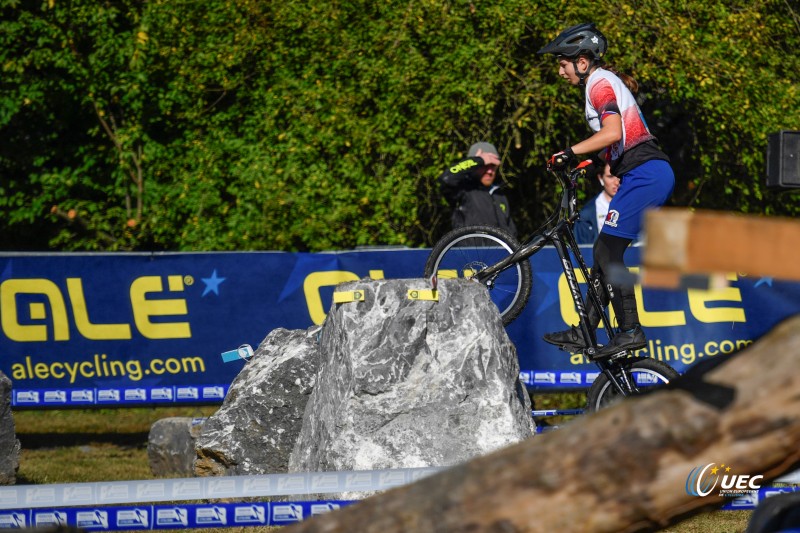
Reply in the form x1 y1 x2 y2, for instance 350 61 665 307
9 353 206 384
569 337 753 366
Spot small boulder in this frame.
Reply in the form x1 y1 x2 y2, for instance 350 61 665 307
148 417 207 477
0 371 21 485
194 327 320 476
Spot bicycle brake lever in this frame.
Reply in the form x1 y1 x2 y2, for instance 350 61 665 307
569 159 595 180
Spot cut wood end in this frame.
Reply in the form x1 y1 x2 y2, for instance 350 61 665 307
642 208 800 282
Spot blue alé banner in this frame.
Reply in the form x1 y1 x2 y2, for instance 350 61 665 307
1 248 798 407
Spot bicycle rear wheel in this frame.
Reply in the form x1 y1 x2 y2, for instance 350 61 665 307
586 358 679 413
424 226 532 325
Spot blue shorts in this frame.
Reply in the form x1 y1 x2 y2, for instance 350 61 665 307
601 159 675 240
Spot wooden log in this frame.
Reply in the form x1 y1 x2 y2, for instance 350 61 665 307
285 314 800 533
641 208 800 287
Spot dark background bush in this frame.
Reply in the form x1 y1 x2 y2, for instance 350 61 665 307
2 0 798 252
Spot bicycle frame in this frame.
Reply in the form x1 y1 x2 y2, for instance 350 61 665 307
473 165 640 395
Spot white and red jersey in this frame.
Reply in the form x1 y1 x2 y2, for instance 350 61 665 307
585 68 656 171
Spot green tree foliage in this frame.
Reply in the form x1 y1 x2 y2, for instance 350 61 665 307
1 0 798 251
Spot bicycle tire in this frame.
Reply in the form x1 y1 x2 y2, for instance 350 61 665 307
424 225 532 326
586 358 679 413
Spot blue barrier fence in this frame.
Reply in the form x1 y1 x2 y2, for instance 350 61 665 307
2 248 798 407
2 489 795 530
1 467 797 530
0 501 349 529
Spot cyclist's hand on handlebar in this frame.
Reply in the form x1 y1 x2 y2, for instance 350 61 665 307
547 147 576 171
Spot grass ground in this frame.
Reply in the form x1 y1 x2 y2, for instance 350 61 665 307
11 403 752 532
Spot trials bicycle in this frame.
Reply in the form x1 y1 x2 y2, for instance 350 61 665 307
423 161 679 412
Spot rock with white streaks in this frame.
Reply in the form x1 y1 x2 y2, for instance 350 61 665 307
194 327 320 476
195 278 534 486
289 278 534 488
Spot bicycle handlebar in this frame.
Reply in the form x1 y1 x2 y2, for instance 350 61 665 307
549 160 596 221
551 159 595 187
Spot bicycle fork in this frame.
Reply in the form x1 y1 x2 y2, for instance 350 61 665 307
595 358 641 396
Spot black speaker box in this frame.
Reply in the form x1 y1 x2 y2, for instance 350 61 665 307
766 130 800 188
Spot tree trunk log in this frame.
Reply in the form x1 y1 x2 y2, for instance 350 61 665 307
285 314 800 533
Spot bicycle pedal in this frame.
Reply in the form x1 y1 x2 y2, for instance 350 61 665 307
607 349 629 361
559 344 588 353
588 348 629 361
584 344 603 354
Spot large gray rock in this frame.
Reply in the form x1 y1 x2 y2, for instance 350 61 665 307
0 371 20 485
289 278 534 484
194 327 320 476
148 417 207 477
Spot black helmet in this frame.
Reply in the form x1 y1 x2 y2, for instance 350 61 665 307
537 22 607 60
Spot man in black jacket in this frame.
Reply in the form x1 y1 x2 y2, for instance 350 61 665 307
438 142 518 238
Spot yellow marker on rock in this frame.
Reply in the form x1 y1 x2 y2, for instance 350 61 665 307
407 289 438 301
333 290 365 304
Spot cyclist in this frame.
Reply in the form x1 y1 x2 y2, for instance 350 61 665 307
538 22 674 358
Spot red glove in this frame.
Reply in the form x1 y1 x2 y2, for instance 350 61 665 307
547 147 576 171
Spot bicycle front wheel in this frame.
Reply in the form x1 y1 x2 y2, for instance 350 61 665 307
586 358 679 413
424 226 532 325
